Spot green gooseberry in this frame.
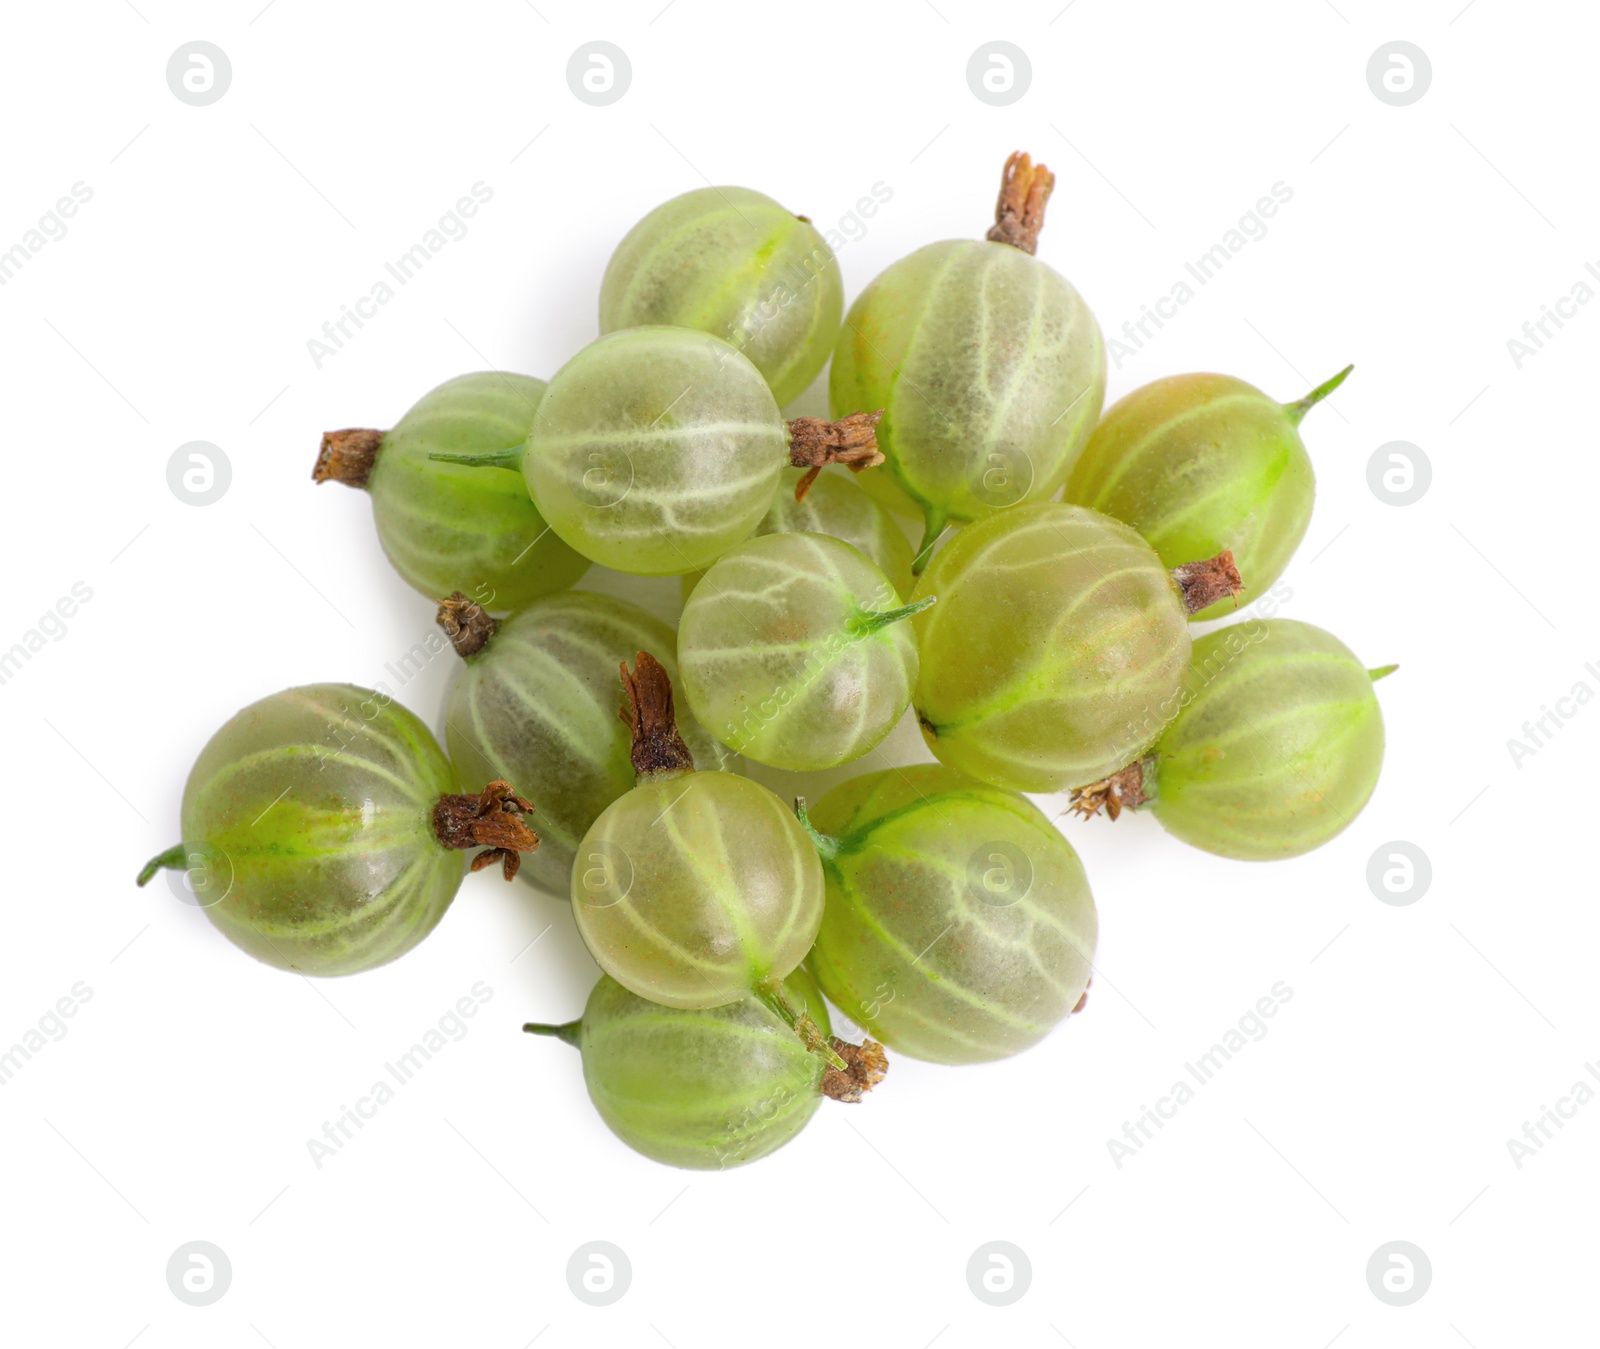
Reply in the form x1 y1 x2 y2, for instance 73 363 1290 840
437 589 731 897
677 532 933 771
137 684 538 976
679 465 915 604
600 186 843 406
430 327 884 577
799 764 1098 1065
1070 619 1393 860
313 372 590 611
911 502 1242 793
830 152 1107 565
524 965 885 1170
1064 366 1353 621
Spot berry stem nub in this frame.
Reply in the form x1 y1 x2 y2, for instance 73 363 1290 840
313 428 385 488
793 797 840 861
1284 364 1354 426
1068 758 1155 821
619 652 696 781
847 595 937 639
788 412 885 500
751 977 857 1078
426 443 526 472
437 592 499 660
136 843 188 887
523 1020 582 1048
1171 549 1244 615
1368 663 1399 683
911 509 950 576
433 781 539 881
986 151 1054 255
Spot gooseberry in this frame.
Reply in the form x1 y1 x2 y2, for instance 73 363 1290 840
600 186 843 406
437 589 731 896
523 965 885 1170
799 764 1097 1065
313 372 590 611
431 327 883 577
136 684 538 976
1070 619 1393 860
1064 366 1353 620
829 152 1107 565
910 502 1242 793
677 532 932 770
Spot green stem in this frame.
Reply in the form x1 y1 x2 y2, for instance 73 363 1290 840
1368 663 1399 683
753 976 847 1072
523 1020 582 1048
847 594 936 638
136 844 187 887
427 442 526 472
793 797 839 861
911 509 949 576
1284 364 1353 426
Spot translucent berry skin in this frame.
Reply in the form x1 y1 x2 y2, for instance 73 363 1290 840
571 769 824 1008
367 373 590 610
679 465 914 604
567 968 829 1169
600 187 843 407
444 592 730 896
678 533 921 771
177 685 465 976
1065 373 1321 621
806 765 1097 1065
911 503 1192 793
525 327 787 576
829 240 1105 545
1148 620 1386 859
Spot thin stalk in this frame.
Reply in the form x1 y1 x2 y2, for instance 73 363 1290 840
427 442 527 472
911 509 949 575
523 1021 582 1048
753 977 847 1072
1284 364 1354 426
136 844 187 887
1368 664 1399 682
793 797 839 862
847 595 936 639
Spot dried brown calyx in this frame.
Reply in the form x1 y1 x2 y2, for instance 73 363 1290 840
619 652 696 780
437 592 499 659
433 780 539 880
788 411 885 501
986 150 1055 255
1171 549 1244 616
1068 759 1153 821
313 428 385 488
821 1037 890 1103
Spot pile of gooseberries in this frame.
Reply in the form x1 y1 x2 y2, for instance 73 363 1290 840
140 151 1392 1170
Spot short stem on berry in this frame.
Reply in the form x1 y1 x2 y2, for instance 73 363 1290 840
847 594 936 639
1284 364 1353 426
136 844 188 887
1368 663 1399 683
313 428 385 488
1171 549 1244 615
522 1020 582 1048
426 442 527 472
752 977 848 1072
911 509 949 575
793 797 840 861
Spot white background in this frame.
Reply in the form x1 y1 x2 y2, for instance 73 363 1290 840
1 1 1594 1345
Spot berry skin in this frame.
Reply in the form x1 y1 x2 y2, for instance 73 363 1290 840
1071 620 1392 860
800 764 1098 1065
314 372 589 611
910 502 1241 793
1064 367 1352 620
830 153 1106 564
677 532 932 771
439 591 732 897
679 465 915 604
136 685 537 976
524 968 845 1170
600 186 843 407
